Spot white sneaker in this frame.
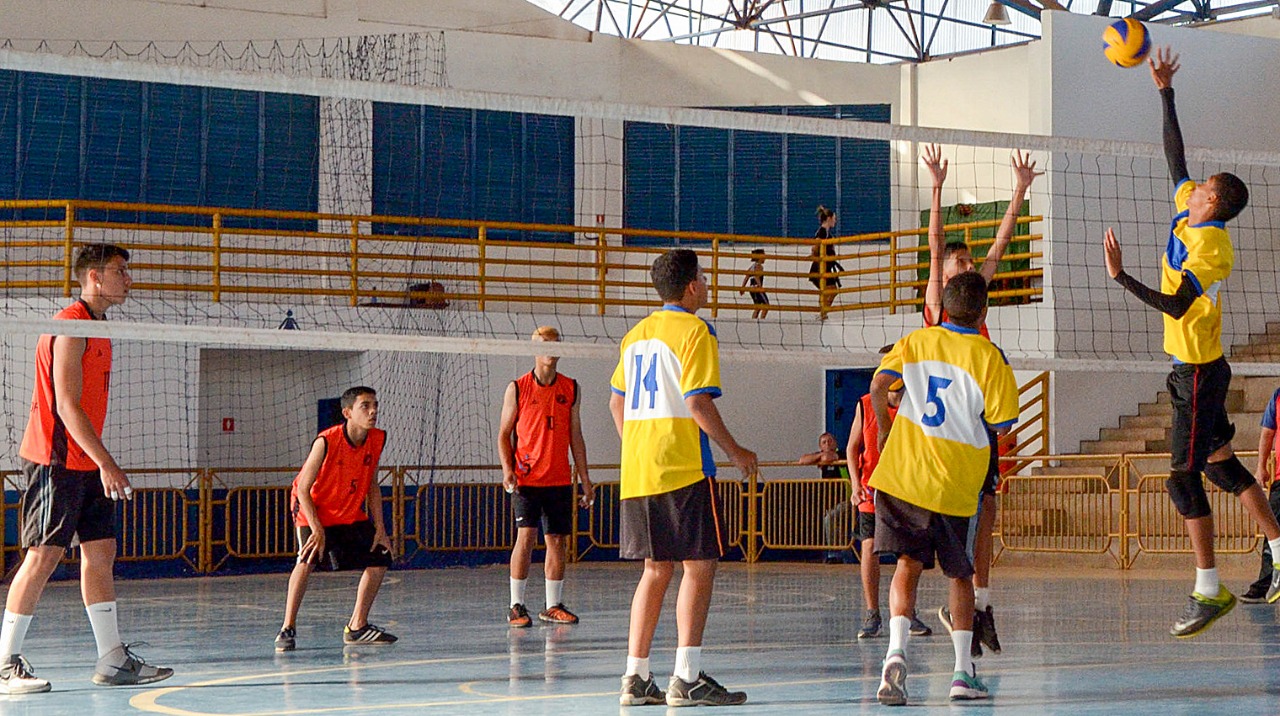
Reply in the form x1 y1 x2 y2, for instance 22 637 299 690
0 655 51 694
877 651 908 706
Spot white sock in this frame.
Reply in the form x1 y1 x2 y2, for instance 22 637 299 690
1268 537 1280 566
974 587 991 611
546 579 564 608
625 655 649 677
86 601 122 659
952 630 974 675
1194 568 1220 598
510 578 527 607
674 646 701 683
887 615 911 655
0 611 33 659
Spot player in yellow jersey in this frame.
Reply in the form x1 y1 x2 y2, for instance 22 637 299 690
867 271 1019 706
1104 46 1280 638
611 249 757 708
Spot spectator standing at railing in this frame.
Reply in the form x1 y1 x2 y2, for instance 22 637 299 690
497 326 594 629
1240 386 1280 603
739 249 769 319
808 206 844 315
1 243 172 695
798 432 848 564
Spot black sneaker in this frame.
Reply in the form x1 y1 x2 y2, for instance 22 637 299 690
938 607 982 659
619 672 666 706
0 655 51 695
1170 587 1236 638
1240 583 1269 604
908 611 933 637
343 623 397 646
666 671 747 707
92 643 174 686
857 609 882 639
1267 568 1280 604
974 606 1002 655
275 626 297 652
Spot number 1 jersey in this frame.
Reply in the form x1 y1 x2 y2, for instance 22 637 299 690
868 323 1019 517
610 306 721 499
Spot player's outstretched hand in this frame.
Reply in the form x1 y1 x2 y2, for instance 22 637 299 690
1104 227 1124 279
1148 46 1179 90
922 143 948 188
300 527 326 564
1011 150 1043 189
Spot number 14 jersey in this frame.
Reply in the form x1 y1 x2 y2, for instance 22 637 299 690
611 306 721 499
869 323 1019 517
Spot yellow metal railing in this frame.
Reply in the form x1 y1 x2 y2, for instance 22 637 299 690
0 199 1042 318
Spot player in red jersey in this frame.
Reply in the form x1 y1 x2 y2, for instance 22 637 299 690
275 386 396 651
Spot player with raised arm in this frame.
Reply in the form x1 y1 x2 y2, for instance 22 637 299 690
497 326 594 628
922 143 1040 657
0 243 172 695
1103 46 1280 637
612 249 758 707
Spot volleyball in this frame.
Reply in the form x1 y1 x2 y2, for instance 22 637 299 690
1102 18 1151 68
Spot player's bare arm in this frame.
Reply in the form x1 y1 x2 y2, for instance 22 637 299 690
365 457 393 555
980 150 1043 283
1258 427 1275 487
608 391 625 439
569 396 594 507
686 393 758 480
846 401 865 505
497 381 519 493
869 372 897 453
923 143 948 322
52 334 130 500
294 437 328 563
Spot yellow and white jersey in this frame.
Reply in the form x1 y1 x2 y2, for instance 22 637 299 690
610 306 721 499
1161 179 1232 365
868 323 1019 517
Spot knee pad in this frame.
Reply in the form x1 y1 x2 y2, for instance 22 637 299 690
1166 469 1211 519
1205 455 1254 496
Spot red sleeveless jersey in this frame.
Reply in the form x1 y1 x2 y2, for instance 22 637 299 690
857 394 897 514
292 423 386 527
923 305 990 339
512 371 578 488
19 301 112 471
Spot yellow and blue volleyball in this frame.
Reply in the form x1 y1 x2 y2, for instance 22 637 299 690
1102 18 1151 68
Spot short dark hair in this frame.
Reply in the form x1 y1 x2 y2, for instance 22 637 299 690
941 271 987 327
1209 172 1248 222
750 248 765 257
943 241 970 261
878 343 894 354
73 243 130 280
651 249 700 302
815 205 835 222
340 386 376 410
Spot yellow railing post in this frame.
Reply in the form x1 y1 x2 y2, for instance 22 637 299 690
888 235 898 315
1119 456 1131 568
62 203 75 297
211 214 222 303
746 470 759 563
477 226 487 312
198 468 211 573
391 467 405 558
597 229 608 316
710 237 720 319
349 219 360 307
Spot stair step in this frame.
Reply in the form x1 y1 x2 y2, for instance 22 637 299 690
1100 426 1167 442
1119 413 1170 428
1079 439 1149 454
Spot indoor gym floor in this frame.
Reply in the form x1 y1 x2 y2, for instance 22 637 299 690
1 561 1277 715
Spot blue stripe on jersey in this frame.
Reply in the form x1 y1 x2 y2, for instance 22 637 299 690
941 322 979 335
699 430 717 478
685 386 722 399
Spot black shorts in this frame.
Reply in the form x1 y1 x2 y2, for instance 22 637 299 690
750 290 770 306
856 510 876 541
1168 357 1235 472
620 477 725 561
20 460 115 549
296 519 392 571
981 429 1000 497
873 491 974 579
512 485 574 536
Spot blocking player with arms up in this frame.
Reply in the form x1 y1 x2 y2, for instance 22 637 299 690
869 271 1019 706
1103 46 1280 637
275 386 396 651
0 243 172 695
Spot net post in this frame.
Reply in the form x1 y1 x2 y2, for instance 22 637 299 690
710 237 720 318
212 213 222 303
477 225 487 312
349 219 360 307
62 202 75 297
596 229 607 316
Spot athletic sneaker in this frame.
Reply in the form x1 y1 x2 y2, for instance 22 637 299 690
974 605 1002 654
619 672 666 706
857 609 882 639
1267 567 1280 603
343 623 397 645
508 603 532 628
1240 583 1269 604
1170 586 1236 638
275 626 297 652
92 643 174 686
0 655 51 695
666 671 747 706
937 607 982 658
908 612 933 637
876 651 908 706
539 603 579 625
949 669 990 701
